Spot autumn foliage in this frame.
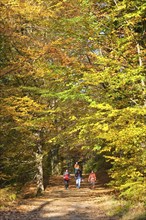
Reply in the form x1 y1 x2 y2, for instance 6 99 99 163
0 0 146 201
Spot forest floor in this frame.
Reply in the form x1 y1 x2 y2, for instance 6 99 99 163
0 175 145 220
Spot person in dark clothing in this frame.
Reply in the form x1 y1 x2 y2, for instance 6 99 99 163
63 169 70 189
75 169 82 188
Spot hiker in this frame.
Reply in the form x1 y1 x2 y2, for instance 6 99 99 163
74 162 80 174
75 169 82 189
63 169 70 189
88 170 96 189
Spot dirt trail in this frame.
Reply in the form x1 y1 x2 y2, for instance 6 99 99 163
0 175 120 220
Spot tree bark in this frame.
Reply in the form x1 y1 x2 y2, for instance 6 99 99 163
136 43 146 107
34 130 44 196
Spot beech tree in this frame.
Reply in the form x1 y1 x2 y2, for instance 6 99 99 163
0 0 145 200
70 0 146 200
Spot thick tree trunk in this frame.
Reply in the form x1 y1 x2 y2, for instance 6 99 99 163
35 149 44 196
34 130 44 196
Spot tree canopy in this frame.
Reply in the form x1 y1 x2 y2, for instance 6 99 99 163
0 0 146 200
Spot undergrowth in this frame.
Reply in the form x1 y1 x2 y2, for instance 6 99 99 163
0 186 19 209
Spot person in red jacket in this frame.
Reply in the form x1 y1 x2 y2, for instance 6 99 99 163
88 170 96 189
63 169 70 189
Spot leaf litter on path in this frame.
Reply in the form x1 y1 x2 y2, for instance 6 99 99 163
0 175 120 220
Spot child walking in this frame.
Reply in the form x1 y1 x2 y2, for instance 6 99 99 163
88 171 96 189
63 169 70 189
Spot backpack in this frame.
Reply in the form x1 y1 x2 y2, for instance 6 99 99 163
64 173 69 180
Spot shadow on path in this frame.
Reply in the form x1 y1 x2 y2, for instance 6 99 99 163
0 175 119 220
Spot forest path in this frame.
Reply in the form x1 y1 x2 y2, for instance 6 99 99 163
0 175 120 220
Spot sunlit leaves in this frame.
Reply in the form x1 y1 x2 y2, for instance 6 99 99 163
0 0 145 200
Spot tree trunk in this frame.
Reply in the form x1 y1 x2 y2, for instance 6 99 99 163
136 43 146 107
35 150 44 195
34 130 44 196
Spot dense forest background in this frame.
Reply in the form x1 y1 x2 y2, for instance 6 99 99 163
0 0 146 201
